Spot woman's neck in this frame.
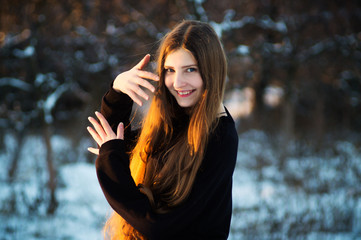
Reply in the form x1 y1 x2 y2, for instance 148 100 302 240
218 104 227 117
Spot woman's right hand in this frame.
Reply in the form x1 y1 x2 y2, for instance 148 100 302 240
113 54 159 106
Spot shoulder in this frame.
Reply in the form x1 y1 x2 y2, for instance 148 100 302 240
211 108 239 148
201 110 238 171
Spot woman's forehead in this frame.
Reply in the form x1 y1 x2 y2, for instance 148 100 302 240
164 48 197 67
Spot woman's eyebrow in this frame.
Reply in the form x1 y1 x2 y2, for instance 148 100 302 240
164 64 197 69
182 64 198 68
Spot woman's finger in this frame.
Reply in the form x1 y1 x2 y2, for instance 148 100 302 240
134 54 151 70
87 147 99 155
87 126 103 146
134 74 157 93
88 116 107 139
117 122 124 140
95 111 115 137
126 90 143 106
136 70 159 83
132 84 150 101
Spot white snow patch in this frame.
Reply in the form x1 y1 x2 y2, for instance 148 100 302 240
237 45 250 55
13 45 35 58
0 78 32 91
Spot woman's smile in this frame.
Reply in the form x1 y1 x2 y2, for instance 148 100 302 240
176 89 196 97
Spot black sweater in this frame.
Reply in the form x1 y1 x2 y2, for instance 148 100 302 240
96 87 239 240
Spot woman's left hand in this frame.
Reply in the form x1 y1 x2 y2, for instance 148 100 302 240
87 111 124 155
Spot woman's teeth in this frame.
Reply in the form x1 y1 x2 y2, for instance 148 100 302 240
178 90 192 95
177 90 194 96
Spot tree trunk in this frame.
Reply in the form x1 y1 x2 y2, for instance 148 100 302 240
314 95 325 150
279 62 297 168
7 131 25 183
250 55 271 130
43 124 58 215
279 98 295 168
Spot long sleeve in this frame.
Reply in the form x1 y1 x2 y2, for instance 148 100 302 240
100 86 138 152
101 87 133 131
95 98 239 240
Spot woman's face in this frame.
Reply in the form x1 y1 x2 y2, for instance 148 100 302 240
164 48 204 108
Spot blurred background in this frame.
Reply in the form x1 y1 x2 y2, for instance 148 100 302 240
1 0 361 239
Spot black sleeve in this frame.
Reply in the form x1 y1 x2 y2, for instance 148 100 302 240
95 118 238 240
101 87 133 131
100 86 138 152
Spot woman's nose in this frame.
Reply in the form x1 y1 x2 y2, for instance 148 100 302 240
173 73 186 89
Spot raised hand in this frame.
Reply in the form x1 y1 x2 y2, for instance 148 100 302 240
87 111 124 155
113 54 159 106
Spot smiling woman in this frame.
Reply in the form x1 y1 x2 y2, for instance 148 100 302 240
87 20 238 240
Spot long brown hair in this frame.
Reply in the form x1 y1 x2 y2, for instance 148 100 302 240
104 20 227 240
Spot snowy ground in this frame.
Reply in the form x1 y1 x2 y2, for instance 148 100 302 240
0 135 109 240
0 130 360 240
230 130 361 240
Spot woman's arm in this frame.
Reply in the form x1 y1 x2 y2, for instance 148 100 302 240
87 54 158 155
100 88 135 142
96 117 239 239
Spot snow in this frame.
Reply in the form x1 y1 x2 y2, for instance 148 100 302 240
13 45 35 58
34 73 58 88
192 0 208 22
259 15 287 33
55 163 109 239
0 77 32 91
211 16 256 37
42 84 69 123
1 130 360 239
211 13 287 38
0 134 109 240
229 130 361 239
236 45 250 56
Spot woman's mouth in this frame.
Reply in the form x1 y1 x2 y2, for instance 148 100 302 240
176 90 195 97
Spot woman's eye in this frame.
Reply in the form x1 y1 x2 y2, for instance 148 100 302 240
165 68 174 73
186 68 197 73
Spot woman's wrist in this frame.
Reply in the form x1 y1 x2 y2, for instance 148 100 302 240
112 79 123 93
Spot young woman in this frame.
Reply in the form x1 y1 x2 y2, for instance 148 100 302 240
87 20 238 240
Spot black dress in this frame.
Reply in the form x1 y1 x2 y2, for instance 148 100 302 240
96 87 239 240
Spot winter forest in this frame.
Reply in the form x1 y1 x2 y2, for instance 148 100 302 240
1 0 361 239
